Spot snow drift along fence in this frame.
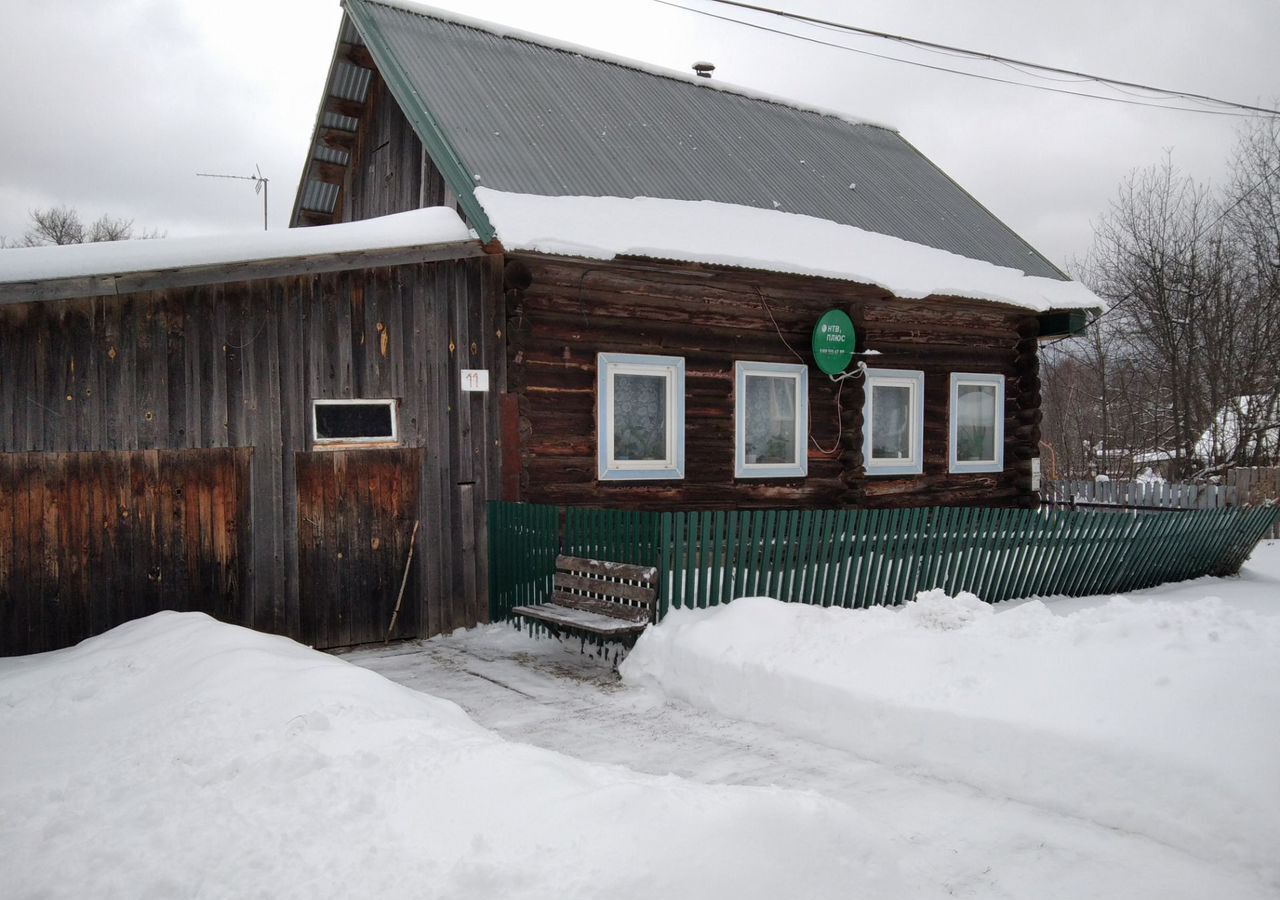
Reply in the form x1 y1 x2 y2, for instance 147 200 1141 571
489 503 1280 623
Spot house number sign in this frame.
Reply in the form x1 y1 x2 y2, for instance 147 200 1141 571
461 369 490 392
811 309 856 375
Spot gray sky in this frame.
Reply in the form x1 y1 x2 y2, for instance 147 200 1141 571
3 0 1277 269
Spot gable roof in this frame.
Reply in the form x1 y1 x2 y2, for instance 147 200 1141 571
299 0 1069 282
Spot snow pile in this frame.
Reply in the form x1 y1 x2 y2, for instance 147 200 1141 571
0 207 473 284
477 188 1102 312
0 612 899 899
621 592 1280 879
901 588 989 630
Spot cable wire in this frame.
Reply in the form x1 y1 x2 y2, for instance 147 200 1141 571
653 0 1276 118
695 0 1280 117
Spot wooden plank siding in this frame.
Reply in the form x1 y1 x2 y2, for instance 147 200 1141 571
0 449 250 656
0 253 504 655
296 448 422 647
504 253 1041 510
340 75 451 224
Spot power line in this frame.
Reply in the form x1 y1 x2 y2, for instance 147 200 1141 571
700 0 1280 116
654 0 1278 118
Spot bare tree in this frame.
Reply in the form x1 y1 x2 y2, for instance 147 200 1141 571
14 205 163 247
1042 120 1280 481
23 205 85 246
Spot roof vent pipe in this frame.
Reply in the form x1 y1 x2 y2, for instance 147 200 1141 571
692 62 715 78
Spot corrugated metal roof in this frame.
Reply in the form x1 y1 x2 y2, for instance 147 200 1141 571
314 144 350 166
322 111 360 132
301 180 340 213
330 61 373 103
352 1 1065 279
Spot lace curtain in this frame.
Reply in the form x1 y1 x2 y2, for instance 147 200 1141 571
744 375 796 464
871 384 911 459
613 373 667 461
955 384 997 461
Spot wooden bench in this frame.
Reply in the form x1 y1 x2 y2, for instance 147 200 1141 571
512 555 659 644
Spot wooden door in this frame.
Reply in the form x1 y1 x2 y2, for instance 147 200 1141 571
0 448 251 656
295 448 421 649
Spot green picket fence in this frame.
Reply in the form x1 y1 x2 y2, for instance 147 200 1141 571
488 502 1280 623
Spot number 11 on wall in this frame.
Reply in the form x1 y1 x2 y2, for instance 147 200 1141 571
461 369 490 392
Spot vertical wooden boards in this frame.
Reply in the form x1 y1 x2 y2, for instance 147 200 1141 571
294 448 422 649
0 251 501 653
0 449 251 657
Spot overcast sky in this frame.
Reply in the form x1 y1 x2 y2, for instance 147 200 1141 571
3 0 1277 269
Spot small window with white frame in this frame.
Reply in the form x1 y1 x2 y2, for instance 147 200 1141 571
863 368 924 476
735 361 808 479
950 373 1005 473
312 399 399 445
597 352 685 480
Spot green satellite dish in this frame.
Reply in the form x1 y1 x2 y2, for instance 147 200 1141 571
811 309 856 375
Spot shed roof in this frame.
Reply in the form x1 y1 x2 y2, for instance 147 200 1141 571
332 0 1067 280
0 207 479 305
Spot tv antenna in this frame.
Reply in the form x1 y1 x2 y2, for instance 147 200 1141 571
196 165 270 230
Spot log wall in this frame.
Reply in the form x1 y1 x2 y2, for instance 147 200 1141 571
0 254 504 654
505 253 1041 510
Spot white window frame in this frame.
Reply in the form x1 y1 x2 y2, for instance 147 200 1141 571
949 373 1005 473
597 352 685 481
734 361 808 479
863 368 924 476
312 398 399 446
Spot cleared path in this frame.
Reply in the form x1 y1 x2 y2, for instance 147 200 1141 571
347 626 1271 900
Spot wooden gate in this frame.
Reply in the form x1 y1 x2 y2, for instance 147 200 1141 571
296 449 422 649
0 449 251 656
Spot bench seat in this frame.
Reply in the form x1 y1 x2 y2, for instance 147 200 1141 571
512 555 658 644
510 603 648 637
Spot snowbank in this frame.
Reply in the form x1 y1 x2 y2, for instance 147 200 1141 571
621 590 1280 880
0 612 899 899
0 206 473 284
478 188 1103 312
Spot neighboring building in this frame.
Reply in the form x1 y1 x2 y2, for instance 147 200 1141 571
0 211 499 655
0 0 1101 655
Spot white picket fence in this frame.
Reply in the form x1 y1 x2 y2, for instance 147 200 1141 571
1044 480 1237 510
1045 466 1280 539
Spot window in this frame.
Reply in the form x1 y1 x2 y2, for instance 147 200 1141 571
735 361 808 478
312 399 398 445
950 373 1005 473
597 353 685 480
863 368 924 476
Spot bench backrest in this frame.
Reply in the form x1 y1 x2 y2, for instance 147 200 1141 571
552 555 659 624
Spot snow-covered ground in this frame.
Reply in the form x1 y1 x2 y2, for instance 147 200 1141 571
0 613 895 899
3 542 1277 898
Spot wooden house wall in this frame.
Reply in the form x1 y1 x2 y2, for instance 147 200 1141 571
504 253 1041 510
341 76 448 224
0 255 504 654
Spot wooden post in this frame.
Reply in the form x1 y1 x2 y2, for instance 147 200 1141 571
385 519 421 644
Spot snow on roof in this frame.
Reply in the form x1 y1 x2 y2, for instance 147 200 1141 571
478 189 1104 313
365 0 895 132
0 207 474 285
